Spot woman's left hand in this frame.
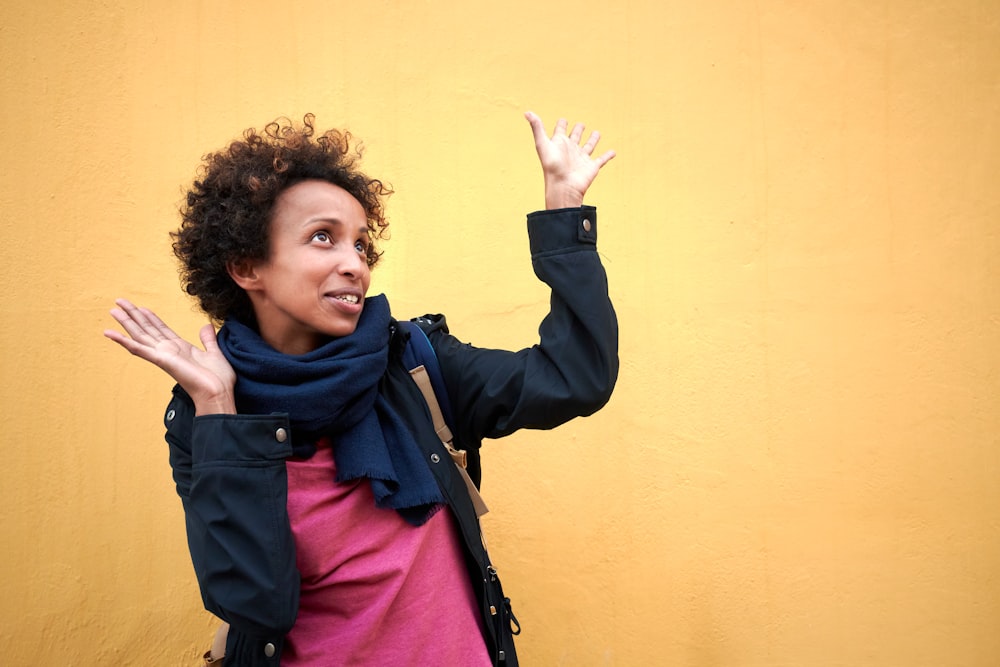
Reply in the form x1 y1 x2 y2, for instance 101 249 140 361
525 111 616 210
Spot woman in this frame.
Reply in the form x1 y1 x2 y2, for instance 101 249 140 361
105 111 618 666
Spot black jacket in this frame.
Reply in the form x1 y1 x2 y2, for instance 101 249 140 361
163 206 618 666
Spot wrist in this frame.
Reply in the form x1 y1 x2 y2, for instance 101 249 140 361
544 187 584 210
193 392 237 416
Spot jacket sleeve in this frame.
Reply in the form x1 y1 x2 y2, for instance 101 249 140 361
164 386 299 652
428 206 619 446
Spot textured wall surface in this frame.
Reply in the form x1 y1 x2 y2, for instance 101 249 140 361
1 0 998 664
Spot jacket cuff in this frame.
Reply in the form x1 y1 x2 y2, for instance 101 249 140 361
527 206 598 257
191 414 294 465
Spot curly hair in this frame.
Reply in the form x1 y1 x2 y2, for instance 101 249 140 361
173 114 392 324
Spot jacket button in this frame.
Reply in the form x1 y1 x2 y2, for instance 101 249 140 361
430 453 441 464
582 218 592 232
166 409 176 422
264 642 276 657
275 428 288 443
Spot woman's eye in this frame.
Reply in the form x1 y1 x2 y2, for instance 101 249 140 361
312 231 330 243
355 240 367 253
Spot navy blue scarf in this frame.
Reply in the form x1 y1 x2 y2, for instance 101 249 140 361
216 294 443 526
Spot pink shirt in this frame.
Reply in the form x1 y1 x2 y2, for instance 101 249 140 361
282 438 491 666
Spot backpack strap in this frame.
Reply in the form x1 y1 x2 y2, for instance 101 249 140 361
399 320 457 431
399 320 489 517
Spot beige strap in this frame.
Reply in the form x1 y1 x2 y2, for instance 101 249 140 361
203 622 228 664
203 650 224 665
409 365 454 445
409 365 489 517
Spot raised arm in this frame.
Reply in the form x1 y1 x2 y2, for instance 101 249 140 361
106 302 299 646
429 112 619 449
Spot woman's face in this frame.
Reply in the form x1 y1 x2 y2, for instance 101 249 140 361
238 179 372 354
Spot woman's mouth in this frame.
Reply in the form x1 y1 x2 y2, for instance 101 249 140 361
332 294 360 304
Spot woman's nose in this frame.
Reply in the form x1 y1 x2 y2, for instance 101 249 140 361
338 247 366 277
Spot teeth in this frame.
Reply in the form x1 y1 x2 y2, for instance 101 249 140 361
334 294 359 304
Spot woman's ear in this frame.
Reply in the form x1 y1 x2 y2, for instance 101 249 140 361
227 259 261 291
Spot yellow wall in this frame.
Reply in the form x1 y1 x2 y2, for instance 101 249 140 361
2 0 998 664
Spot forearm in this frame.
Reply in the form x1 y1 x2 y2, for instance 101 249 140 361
436 206 618 444
165 390 300 638
529 206 618 411
188 414 299 635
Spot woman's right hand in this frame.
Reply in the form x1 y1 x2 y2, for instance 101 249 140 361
104 298 237 415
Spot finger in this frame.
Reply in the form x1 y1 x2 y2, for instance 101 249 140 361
199 323 220 353
594 149 617 169
109 306 157 344
553 118 568 138
103 329 132 348
113 299 165 342
141 307 183 342
569 122 585 144
582 130 601 155
103 328 158 361
524 111 548 150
